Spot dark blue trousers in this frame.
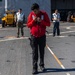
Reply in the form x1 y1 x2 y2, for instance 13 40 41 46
53 22 60 36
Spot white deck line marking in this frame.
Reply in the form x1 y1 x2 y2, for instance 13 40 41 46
66 26 75 29
0 30 75 42
46 45 71 75
48 30 75 35
61 31 75 34
0 37 29 42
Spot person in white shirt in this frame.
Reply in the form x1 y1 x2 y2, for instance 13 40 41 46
52 9 60 37
15 8 25 38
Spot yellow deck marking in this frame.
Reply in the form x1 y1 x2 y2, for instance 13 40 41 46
46 45 71 75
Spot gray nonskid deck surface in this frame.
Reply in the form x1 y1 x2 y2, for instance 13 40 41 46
0 39 70 75
0 22 75 75
0 39 32 75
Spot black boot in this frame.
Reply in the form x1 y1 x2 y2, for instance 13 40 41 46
32 68 38 74
40 66 45 72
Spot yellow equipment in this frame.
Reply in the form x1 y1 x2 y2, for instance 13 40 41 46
71 15 75 22
1 10 16 27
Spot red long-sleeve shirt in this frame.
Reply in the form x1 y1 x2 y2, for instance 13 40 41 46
27 11 51 37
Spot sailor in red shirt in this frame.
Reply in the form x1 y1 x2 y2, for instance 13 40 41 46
27 3 50 74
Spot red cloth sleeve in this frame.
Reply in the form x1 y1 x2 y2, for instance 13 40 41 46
27 13 35 28
40 12 51 27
